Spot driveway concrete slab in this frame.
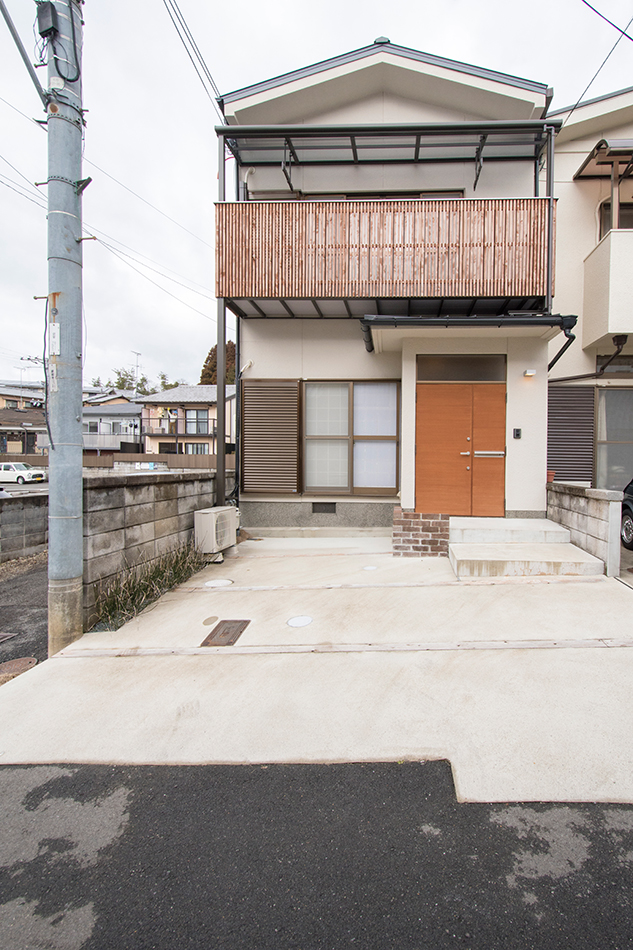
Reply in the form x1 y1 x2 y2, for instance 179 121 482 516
0 539 632 803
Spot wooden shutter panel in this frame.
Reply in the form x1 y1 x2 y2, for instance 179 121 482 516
241 380 300 493
547 386 595 481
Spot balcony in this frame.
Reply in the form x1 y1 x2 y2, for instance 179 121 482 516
216 198 554 310
583 229 633 348
83 434 140 450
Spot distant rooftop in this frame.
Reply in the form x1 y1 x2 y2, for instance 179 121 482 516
142 385 236 405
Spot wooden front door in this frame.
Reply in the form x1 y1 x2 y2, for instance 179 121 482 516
415 383 506 516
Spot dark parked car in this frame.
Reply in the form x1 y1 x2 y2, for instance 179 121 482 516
622 479 633 550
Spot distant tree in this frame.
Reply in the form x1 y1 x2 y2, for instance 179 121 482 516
91 376 103 388
158 372 185 391
200 341 236 385
107 367 156 395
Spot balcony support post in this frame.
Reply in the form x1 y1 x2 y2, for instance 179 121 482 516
611 161 620 230
545 126 555 313
216 133 227 507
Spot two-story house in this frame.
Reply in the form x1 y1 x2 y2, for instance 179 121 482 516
546 88 633 491
141 385 236 456
215 39 570 544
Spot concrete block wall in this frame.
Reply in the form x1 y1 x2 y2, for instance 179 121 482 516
547 483 623 576
83 471 234 628
392 508 450 557
0 494 48 563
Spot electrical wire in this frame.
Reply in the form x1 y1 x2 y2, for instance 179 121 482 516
0 93 46 128
97 240 219 324
42 298 54 450
0 152 41 192
82 158 213 248
581 0 633 41
0 175 48 210
52 0 80 83
562 11 633 125
161 0 224 121
94 238 215 300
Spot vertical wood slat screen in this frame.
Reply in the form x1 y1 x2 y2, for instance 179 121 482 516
241 380 300 493
216 199 554 300
547 386 595 482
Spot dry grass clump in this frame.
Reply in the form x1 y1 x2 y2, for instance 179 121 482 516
93 541 207 630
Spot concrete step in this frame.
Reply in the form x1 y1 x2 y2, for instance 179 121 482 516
449 517 570 544
449 542 604 578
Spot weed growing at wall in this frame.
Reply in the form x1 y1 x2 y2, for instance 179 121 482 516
92 541 208 630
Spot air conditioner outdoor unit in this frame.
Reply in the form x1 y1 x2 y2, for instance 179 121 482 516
194 506 238 554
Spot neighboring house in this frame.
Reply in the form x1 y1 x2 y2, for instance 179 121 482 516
0 408 47 454
0 380 45 411
215 38 567 529
545 90 633 490
141 385 236 455
83 389 137 406
82 404 143 454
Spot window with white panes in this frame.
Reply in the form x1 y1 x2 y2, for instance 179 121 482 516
304 381 399 493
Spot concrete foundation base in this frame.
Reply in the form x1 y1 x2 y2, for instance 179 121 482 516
48 576 83 657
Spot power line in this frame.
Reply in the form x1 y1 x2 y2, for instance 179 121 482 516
0 93 45 128
95 238 215 300
581 0 633 41
0 97 215 248
97 240 236 329
563 11 633 125
82 157 214 248
0 159 216 300
0 175 47 210
161 0 224 121
0 151 40 191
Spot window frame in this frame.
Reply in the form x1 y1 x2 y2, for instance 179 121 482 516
302 379 400 496
185 408 209 435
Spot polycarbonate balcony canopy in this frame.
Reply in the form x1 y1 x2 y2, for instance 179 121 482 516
574 139 633 179
216 121 561 169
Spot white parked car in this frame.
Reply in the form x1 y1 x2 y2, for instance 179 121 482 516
0 462 48 484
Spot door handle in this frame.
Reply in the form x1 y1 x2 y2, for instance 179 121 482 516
459 451 471 456
474 451 505 458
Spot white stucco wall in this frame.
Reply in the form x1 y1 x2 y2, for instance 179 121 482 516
241 322 549 514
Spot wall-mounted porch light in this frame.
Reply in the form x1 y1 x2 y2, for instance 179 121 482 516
523 369 536 377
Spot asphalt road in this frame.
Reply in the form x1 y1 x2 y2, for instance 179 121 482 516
0 553 48 664
2 761 633 950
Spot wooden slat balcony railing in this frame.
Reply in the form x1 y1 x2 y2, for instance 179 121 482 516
216 198 555 301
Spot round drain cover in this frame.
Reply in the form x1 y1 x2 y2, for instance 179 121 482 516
287 616 313 628
202 616 219 626
363 565 378 571
205 579 233 588
0 657 37 676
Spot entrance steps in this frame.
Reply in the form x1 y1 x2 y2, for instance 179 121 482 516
448 518 604 578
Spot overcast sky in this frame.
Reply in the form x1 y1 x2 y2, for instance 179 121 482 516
2 0 633 389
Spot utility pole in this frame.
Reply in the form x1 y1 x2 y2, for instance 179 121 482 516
1 1 87 654
132 350 141 398
43 0 86 655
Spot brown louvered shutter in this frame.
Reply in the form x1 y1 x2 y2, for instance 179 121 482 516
547 386 595 481
241 380 300 492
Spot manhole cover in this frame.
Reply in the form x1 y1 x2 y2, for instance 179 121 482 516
363 565 378 571
287 616 313 628
0 657 37 676
205 579 234 588
200 620 250 646
202 615 219 626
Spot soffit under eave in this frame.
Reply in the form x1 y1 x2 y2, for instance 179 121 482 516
223 56 548 126
372 325 561 352
552 97 633 145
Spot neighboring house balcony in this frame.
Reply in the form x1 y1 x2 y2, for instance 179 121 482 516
216 197 554 314
582 229 633 348
82 434 141 450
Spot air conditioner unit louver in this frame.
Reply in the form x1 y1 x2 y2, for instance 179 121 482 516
194 506 238 553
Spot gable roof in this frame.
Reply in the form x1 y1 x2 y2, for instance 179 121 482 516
221 39 549 106
142 385 236 406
